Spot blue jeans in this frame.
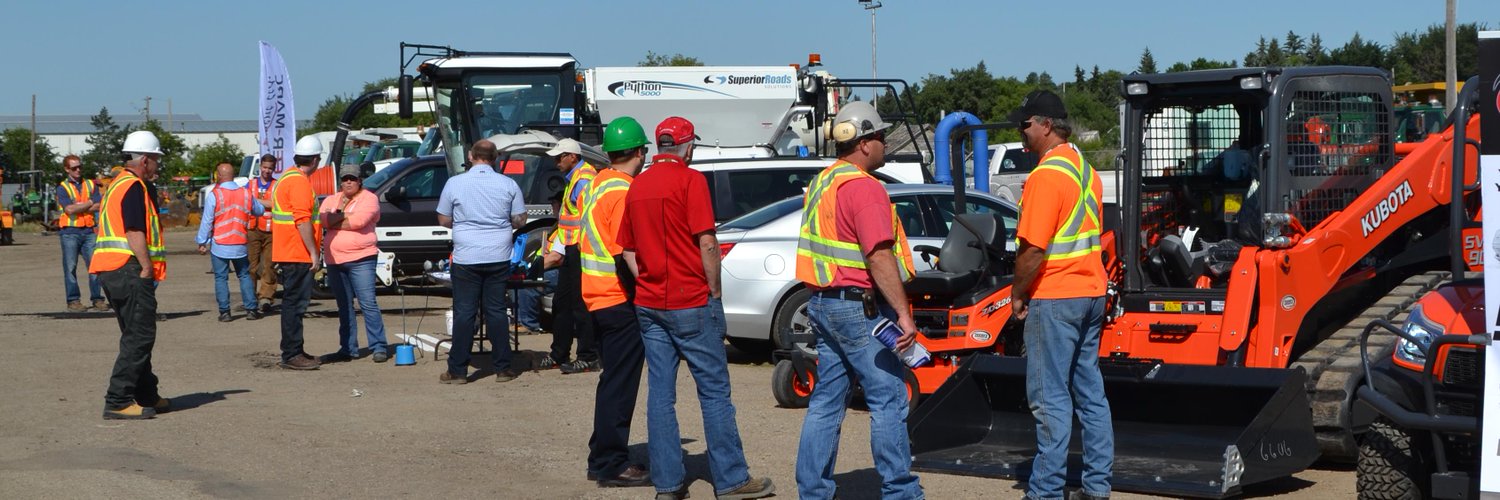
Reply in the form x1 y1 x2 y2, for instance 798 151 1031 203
796 295 923 500
448 262 512 375
517 267 557 330
210 254 257 313
60 230 103 303
1024 296 1112 500
638 297 753 495
329 256 388 356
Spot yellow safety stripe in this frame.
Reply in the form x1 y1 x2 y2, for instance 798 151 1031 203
1031 155 1103 260
579 178 630 276
270 169 304 225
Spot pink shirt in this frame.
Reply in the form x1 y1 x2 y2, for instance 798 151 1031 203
827 176 896 289
319 190 380 265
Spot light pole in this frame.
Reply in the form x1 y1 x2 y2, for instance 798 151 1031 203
859 0 882 80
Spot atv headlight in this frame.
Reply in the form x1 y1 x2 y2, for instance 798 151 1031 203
1394 305 1442 366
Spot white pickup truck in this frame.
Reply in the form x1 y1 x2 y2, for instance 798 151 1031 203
986 141 1119 205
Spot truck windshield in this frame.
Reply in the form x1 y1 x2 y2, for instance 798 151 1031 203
435 72 566 174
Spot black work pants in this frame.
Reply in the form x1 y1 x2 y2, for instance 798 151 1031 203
587 302 645 477
550 245 597 362
278 263 312 362
101 261 161 410
447 261 513 375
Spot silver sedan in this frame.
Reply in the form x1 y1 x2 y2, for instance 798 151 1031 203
715 184 1017 353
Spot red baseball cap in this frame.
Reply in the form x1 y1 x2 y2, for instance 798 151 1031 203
655 116 699 147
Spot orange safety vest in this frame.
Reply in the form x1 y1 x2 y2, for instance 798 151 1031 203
579 169 633 311
554 161 598 247
248 177 275 232
270 169 321 263
57 179 97 228
90 171 166 281
796 161 915 288
211 185 253 245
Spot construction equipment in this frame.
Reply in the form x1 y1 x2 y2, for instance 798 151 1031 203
1349 75 1489 500
905 65 1484 498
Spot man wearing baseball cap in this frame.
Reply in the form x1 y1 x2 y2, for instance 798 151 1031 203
1008 89 1112 500
540 137 601 374
620 117 774 499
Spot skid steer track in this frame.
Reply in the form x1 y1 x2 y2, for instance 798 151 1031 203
1291 270 1452 462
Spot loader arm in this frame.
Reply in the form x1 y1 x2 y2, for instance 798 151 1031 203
1247 114 1479 368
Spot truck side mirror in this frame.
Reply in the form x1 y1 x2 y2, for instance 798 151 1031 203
385 186 407 203
398 75 415 119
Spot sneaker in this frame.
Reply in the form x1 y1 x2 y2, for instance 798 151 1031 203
143 397 171 414
91 300 110 312
596 463 651 487
102 403 156 420
494 368 523 383
218 311 233 322
246 309 263 321
716 477 774 500
318 352 354 364
372 351 390 363
439 371 468 384
279 356 321 370
534 354 562 370
560 358 600 375
67 301 86 312
1068 490 1109 500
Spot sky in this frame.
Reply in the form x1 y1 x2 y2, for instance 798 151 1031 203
4 0 1498 121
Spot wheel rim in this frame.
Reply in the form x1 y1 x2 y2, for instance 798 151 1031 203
789 301 816 356
793 370 814 397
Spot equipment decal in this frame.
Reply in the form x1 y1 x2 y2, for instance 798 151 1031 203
1360 180 1415 237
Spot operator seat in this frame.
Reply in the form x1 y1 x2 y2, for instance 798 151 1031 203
906 213 1008 298
1148 234 1207 287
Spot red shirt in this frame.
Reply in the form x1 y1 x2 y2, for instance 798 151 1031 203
617 154 716 310
827 175 896 289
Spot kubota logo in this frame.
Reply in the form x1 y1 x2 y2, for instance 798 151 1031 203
1360 181 1414 237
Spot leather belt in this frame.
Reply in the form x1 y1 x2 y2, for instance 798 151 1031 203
814 287 873 301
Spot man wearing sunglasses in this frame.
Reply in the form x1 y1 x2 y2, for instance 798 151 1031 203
56 154 106 312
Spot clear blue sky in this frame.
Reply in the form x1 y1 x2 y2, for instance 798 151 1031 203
4 0 1497 121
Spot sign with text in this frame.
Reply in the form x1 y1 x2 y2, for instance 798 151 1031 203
258 41 296 177
1480 29 1500 499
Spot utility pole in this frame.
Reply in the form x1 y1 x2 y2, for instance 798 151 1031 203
861 0 882 81
30 95 36 172
143 96 152 122
1444 0 1456 113
168 98 173 132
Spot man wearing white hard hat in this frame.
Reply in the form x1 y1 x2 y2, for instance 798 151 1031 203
92 130 172 419
271 135 325 370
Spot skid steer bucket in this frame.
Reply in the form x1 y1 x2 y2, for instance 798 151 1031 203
909 354 1317 498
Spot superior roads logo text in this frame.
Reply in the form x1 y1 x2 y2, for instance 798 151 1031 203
702 74 795 86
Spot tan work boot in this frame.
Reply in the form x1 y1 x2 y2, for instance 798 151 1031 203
91 299 110 312
67 301 86 312
102 403 156 420
279 356 320 370
717 477 775 500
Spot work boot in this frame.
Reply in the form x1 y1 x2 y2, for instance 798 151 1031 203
494 368 524 383
102 403 156 420
716 477 775 500
279 356 320 370
372 351 390 363
218 311 233 322
560 358 600 375
260 301 275 313
143 397 172 414
1068 490 1109 500
67 301 86 312
439 371 468 384
246 309 263 321
91 300 110 312
596 464 651 487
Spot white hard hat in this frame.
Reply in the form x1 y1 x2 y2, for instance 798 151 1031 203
293 135 324 156
122 130 163 155
829 100 892 143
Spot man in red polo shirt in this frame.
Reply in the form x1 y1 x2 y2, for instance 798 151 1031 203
619 117 774 500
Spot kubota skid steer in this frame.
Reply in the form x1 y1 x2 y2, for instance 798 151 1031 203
909 66 1482 498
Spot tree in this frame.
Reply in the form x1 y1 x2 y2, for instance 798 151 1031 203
310 78 436 132
185 135 245 179
82 106 128 175
1328 32 1386 68
1137 47 1158 74
639 51 704 67
1386 23 1485 84
1305 34 1328 65
1 127 61 182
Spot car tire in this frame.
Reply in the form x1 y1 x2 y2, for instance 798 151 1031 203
772 288 815 355
771 359 813 408
1355 418 1427 500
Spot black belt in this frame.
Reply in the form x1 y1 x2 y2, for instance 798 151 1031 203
814 287 874 301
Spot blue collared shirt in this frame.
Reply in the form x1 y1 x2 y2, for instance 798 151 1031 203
436 163 527 265
55 178 102 235
567 158 591 206
195 181 266 259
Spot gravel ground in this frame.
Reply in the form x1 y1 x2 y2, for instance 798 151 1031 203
0 229 1354 498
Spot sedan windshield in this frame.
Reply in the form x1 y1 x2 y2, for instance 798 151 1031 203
719 196 803 231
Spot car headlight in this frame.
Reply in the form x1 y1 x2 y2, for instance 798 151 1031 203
1394 305 1442 365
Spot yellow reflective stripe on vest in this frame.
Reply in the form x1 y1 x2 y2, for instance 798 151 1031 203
1032 154 1102 260
579 178 629 276
269 170 304 225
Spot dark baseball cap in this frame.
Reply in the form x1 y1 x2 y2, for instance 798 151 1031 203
1007 89 1068 124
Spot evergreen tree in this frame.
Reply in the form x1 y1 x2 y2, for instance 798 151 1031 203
1137 47 1158 74
82 107 128 175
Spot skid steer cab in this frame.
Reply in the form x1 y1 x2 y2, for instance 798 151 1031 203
769 211 1022 410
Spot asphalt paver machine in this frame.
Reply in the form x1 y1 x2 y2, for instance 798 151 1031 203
909 66 1482 498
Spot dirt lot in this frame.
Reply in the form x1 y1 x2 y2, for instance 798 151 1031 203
0 230 1355 499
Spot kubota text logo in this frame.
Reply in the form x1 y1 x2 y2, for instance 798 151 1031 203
1360 180 1414 237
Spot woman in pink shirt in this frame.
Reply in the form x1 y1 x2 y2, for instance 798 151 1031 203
319 166 388 362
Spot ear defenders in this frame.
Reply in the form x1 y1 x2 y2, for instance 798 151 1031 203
831 118 874 143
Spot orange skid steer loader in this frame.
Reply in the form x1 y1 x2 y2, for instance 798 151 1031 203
908 66 1483 498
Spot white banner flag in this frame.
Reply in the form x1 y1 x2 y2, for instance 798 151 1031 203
1480 29 1500 500
258 41 296 177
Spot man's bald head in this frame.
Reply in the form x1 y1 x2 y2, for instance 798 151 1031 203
470 139 498 165
216 162 236 183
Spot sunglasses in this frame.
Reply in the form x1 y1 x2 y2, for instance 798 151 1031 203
866 131 887 144
1018 120 1033 131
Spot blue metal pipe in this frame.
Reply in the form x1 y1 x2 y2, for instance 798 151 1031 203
932 112 989 191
